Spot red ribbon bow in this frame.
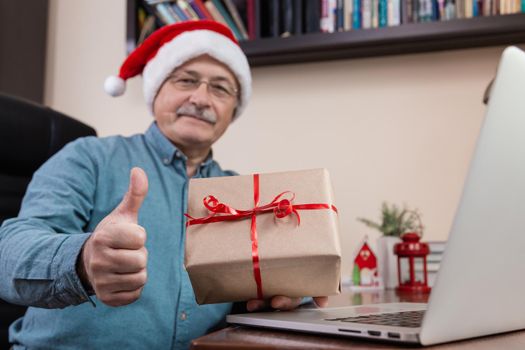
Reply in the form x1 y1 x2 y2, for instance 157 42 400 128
185 174 338 299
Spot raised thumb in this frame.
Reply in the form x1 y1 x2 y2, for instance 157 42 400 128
115 167 149 222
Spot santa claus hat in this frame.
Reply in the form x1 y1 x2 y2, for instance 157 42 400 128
104 20 251 119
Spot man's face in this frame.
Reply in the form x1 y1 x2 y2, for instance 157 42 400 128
152 55 239 152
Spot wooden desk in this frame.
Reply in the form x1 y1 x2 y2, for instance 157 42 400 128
191 289 525 349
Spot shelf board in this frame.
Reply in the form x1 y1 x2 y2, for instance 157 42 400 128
240 13 525 66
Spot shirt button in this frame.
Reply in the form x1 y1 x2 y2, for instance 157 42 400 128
180 312 187 321
175 151 181 158
163 158 170 165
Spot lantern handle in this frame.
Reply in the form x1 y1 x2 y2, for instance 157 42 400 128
407 209 424 238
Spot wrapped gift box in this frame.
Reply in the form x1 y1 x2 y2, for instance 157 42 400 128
184 168 341 304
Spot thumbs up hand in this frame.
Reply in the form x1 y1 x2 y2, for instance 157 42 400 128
77 167 149 307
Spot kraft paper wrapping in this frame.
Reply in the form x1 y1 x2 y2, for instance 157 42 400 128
184 168 341 304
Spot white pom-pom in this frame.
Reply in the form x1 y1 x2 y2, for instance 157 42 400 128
104 76 126 97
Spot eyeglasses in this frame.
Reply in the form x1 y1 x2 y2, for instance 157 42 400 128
167 73 238 101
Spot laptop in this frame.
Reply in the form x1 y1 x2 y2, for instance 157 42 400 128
226 46 525 346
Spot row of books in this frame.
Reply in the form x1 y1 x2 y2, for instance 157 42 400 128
324 0 524 30
415 241 446 287
138 0 252 43
135 0 525 46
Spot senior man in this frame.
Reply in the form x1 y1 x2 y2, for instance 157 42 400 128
0 21 326 349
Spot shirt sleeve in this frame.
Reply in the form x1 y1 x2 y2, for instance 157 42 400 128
0 137 102 308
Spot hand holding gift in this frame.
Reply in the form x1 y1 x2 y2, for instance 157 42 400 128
184 169 341 305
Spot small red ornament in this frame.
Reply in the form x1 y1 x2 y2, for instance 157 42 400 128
394 233 431 293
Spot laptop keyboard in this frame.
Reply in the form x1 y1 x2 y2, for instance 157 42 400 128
324 310 425 328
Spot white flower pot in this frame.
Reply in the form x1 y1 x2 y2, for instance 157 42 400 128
376 236 401 289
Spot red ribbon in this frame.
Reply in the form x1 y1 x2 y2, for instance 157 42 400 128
185 174 338 300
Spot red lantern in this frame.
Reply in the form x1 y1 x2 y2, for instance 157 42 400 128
394 233 431 293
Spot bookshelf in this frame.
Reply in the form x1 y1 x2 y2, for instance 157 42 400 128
126 1 525 67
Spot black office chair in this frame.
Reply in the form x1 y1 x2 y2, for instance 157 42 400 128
0 93 97 348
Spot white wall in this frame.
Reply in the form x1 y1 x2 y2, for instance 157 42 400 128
45 0 518 278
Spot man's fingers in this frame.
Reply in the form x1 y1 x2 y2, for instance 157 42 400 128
114 167 149 223
313 296 329 308
246 299 270 312
99 247 148 273
271 296 302 310
98 222 146 250
93 270 147 293
101 288 144 307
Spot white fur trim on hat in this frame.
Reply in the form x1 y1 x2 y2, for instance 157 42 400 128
143 29 252 119
104 76 126 96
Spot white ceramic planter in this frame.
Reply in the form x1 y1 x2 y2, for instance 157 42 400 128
376 236 401 289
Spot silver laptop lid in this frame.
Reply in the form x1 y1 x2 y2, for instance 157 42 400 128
420 46 525 345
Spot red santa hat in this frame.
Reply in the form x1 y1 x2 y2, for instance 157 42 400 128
104 20 252 119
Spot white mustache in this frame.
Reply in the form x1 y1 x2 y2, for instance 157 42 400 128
176 104 217 125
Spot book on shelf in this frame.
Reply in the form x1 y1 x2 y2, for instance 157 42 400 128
304 0 321 33
191 0 215 19
204 1 228 25
336 0 345 31
224 0 250 39
280 0 294 37
379 0 388 26
372 0 379 27
482 0 492 16
427 253 443 263
427 240 447 254
246 0 261 39
352 0 362 28
138 15 157 44
473 0 479 15
209 0 244 40
261 0 280 37
321 0 332 33
293 0 304 35
388 0 401 24
362 0 372 28
465 0 474 17
171 2 188 21
178 0 200 19
147 1 175 24
436 0 443 18
401 0 412 23
344 0 353 30
188 0 208 19
445 0 455 19
137 5 148 29
139 2 164 28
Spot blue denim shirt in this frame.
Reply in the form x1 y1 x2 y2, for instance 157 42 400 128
0 122 236 349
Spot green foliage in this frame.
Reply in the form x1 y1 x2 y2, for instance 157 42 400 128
357 202 423 237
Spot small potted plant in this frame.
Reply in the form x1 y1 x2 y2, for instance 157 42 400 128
357 202 423 289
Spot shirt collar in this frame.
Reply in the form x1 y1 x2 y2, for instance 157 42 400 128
144 122 214 167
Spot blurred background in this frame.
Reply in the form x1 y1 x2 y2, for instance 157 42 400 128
2 0 523 279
